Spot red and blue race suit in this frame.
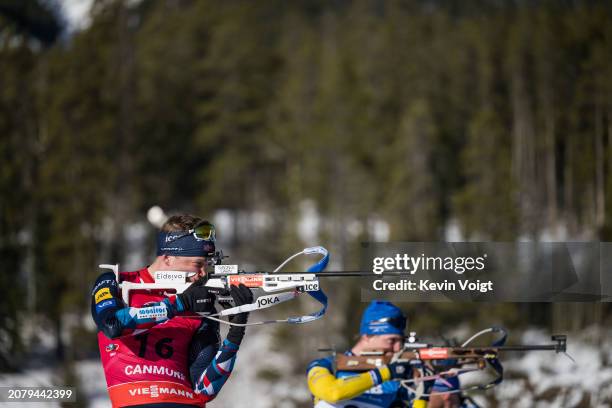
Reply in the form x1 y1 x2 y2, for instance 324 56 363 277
91 268 240 408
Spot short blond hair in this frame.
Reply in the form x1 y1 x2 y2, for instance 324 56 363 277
161 214 204 232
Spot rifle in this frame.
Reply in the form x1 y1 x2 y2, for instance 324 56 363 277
99 246 404 326
335 335 567 371
327 327 570 396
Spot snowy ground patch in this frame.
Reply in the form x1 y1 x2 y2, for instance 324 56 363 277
0 328 610 407
491 328 612 407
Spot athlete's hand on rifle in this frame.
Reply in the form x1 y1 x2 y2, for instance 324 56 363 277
177 279 217 314
228 284 253 325
226 284 253 345
387 360 413 380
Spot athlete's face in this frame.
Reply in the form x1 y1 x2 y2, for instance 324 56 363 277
165 256 209 281
364 334 404 355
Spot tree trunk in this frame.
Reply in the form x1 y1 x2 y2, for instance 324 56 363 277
595 103 605 229
511 67 537 235
564 135 576 234
544 99 558 229
55 316 64 361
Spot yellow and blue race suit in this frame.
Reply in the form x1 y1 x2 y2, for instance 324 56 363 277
307 352 416 408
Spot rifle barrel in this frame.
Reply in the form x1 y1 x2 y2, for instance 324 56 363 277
439 345 557 352
496 345 557 351
310 271 409 276
416 340 566 355
210 271 410 277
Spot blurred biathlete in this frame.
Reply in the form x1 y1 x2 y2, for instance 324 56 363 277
90 214 253 408
307 301 472 408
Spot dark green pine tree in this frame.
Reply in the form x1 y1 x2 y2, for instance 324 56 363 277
0 0 61 369
36 1 129 360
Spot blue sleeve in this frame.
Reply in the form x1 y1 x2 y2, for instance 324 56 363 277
189 319 221 385
90 272 180 339
306 355 334 374
193 339 241 401
91 272 126 339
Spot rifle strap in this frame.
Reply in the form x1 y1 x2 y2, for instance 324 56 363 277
287 247 329 324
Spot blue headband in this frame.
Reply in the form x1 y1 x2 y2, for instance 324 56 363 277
156 231 215 257
360 301 407 335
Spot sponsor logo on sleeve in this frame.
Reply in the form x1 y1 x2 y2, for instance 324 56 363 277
136 305 168 320
91 279 116 296
95 288 112 304
95 299 116 313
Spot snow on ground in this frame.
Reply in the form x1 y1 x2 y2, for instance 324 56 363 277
0 327 308 408
74 360 109 408
0 328 610 407
211 326 311 408
491 328 612 407
0 365 61 407
0 359 108 408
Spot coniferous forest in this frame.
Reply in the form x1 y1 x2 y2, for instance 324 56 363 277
1 1 612 406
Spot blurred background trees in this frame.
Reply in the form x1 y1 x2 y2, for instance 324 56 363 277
1 0 611 394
